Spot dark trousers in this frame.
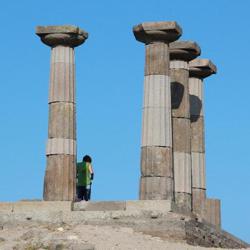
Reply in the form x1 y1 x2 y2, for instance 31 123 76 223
77 186 91 201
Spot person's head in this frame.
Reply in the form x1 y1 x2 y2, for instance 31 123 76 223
83 155 92 163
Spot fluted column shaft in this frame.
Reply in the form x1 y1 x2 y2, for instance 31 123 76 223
189 76 206 215
133 21 182 200
189 58 216 216
170 60 192 212
45 46 76 201
140 42 173 200
169 41 200 212
36 25 88 201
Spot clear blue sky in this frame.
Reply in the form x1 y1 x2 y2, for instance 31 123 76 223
0 0 249 243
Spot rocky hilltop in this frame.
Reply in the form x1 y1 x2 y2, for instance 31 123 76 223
0 200 249 249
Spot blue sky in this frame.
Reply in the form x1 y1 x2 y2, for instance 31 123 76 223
0 0 249 243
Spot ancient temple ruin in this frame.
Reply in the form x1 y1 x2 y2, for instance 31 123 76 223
133 21 220 226
0 21 243 248
35 22 221 226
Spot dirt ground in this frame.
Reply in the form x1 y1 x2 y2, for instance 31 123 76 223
0 223 249 250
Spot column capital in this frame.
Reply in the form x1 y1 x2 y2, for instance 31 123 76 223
36 25 88 48
133 21 182 44
189 59 217 79
170 41 201 61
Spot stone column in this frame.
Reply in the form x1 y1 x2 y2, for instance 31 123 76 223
133 22 182 200
36 25 88 201
170 41 200 212
189 59 217 215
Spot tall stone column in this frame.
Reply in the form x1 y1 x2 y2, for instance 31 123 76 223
189 59 217 215
170 41 200 212
36 25 88 201
133 22 182 200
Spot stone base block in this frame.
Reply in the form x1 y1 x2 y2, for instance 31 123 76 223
14 201 72 213
0 201 72 213
0 201 72 224
73 200 172 213
74 201 126 211
126 200 171 212
205 198 221 228
173 192 191 214
141 146 172 177
44 155 76 201
192 188 206 217
140 176 173 200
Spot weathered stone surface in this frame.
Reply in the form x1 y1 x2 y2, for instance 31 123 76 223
205 199 221 228
0 203 13 213
185 220 248 248
189 77 203 116
37 25 83 34
141 146 172 177
170 60 188 69
142 75 172 147
172 118 191 152
51 45 75 63
191 116 205 153
126 200 171 212
191 152 206 189
36 25 88 47
73 200 172 213
133 21 182 44
48 103 76 139
13 201 72 213
0 201 248 249
171 68 190 118
44 155 76 201
49 47 75 103
189 59 217 79
44 240 94 250
170 41 201 61
173 192 191 213
140 176 173 200
173 152 191 193
46 138 76 156
74 201 126 211
143 75 171 108
142 109 172 147
145 43 169 75
192 188 206 217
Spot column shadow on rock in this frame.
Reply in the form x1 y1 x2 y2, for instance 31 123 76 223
171 81 184 110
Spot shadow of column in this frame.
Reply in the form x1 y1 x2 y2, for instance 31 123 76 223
189 95 202 122
171 81 184 109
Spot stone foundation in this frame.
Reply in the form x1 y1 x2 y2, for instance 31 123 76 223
0 201 248 248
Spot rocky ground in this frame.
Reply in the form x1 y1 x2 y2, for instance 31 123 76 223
0 222 249 250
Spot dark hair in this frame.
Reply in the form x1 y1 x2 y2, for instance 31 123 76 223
83 155 92 163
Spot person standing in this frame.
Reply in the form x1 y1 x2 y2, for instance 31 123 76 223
76 155 94 201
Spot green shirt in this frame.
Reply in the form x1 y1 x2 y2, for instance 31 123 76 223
76 161 91 187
